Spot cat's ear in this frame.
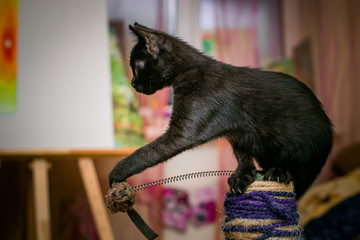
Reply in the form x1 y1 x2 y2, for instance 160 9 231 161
129 22 171 59
129 23 149 42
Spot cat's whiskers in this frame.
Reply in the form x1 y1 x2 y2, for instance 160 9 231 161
124 88 134 98
136 91 143 106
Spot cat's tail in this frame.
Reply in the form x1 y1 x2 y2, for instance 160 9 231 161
293 125 333 199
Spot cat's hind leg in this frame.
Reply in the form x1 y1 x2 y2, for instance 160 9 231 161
227 148 256 194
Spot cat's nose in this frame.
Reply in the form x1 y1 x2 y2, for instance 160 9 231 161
131 78 143 92
136 85 143 92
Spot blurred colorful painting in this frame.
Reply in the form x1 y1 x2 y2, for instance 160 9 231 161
202 33 217 57
109 27 146 147
0 0 17 114
266 59 295 77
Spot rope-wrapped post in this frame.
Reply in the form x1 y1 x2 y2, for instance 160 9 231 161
222 177 304 240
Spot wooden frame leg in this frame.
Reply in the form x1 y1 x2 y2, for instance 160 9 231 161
78 157 115 240
29 159 52 240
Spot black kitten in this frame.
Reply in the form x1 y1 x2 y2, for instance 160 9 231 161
109 23 333 198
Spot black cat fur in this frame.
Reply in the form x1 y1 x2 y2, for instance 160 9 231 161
109 23 333 198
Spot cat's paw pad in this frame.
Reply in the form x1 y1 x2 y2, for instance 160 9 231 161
264 168 292 184
228 170 256 194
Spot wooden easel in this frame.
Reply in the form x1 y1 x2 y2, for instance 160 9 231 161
0 148 136 240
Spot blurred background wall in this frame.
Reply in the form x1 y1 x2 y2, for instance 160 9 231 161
0 0 114 149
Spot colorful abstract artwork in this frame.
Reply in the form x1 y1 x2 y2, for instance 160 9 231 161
202 33 217 57
266 59 295 77
109 28 146 147
0 0 17 114
162 188 216 231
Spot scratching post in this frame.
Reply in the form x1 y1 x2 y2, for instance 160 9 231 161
105 173 303 240
222 180 304 240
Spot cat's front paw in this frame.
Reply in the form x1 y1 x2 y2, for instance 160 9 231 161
264 168 292 183
108 169 127 188
228 169 256 194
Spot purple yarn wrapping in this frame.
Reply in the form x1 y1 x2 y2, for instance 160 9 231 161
223 191 304 240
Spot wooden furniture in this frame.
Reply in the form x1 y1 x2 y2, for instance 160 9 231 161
0 148 136 240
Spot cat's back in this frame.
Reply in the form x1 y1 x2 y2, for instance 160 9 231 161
203 62 331 129
229 67 324 112
235 67 313 96
220 66 332 138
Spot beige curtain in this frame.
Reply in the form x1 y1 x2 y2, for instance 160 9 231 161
283 0 360 183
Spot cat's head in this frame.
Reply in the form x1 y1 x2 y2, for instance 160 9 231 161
129 23 175 95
